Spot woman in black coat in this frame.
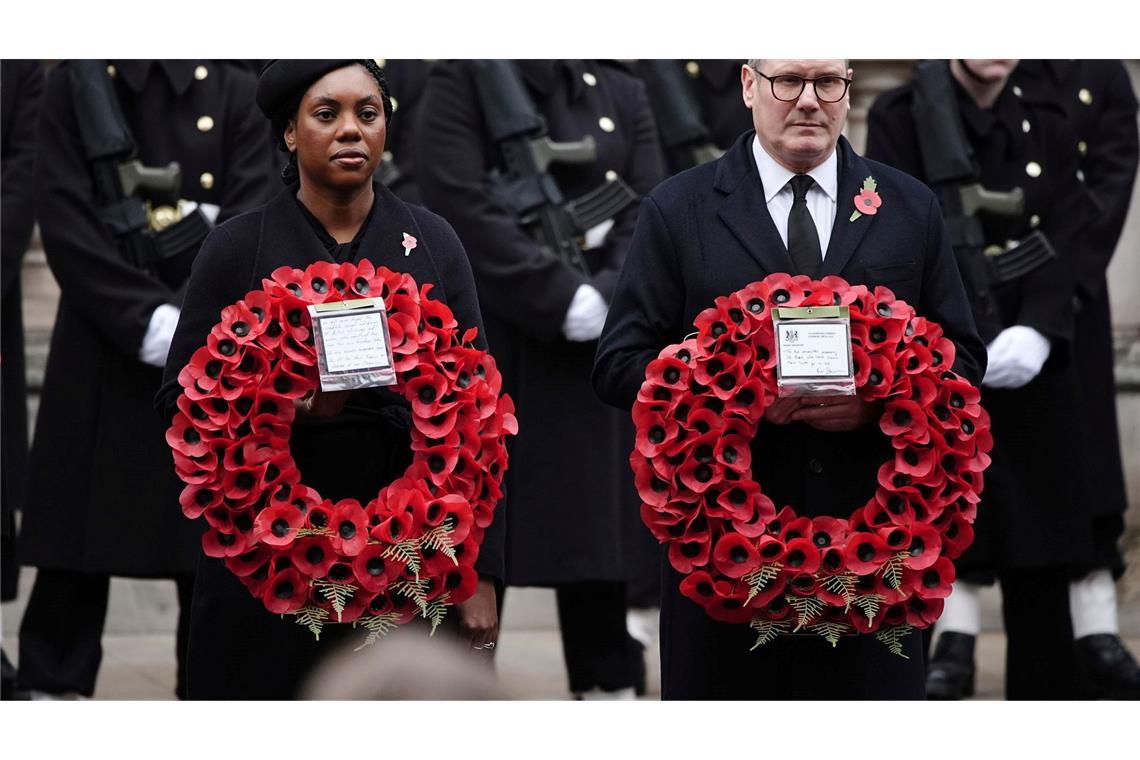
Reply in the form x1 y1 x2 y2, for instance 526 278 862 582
415 60 666 698
156 60 503 699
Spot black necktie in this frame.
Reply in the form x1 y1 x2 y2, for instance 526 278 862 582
787 174 822 278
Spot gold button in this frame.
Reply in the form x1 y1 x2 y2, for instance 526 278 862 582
106 64 117 78
1021 119 1031 133
194 65 208 81
605 170 618 182
598 116 615 133
200 172 215 190
1078 140 1088 156
375 58 386 69
382 150 394 162
1012 85 1023 97
1025 161 1042 178
685 61 700 78
390 96 398 113
1079 88 1093 105
197 115 215 132
1029 214 1041 228
582 72 597 87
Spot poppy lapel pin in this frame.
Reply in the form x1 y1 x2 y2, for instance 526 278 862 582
402 232 418 256
850 176 882 222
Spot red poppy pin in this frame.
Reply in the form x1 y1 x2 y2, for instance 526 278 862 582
402 232 418 257
850 176 882 222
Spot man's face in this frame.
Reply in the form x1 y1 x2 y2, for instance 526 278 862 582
742 59 852 173
959 59 1018 85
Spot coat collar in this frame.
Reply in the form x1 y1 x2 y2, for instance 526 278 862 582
715 131 874 277
111 60 198 96
515 59 589 100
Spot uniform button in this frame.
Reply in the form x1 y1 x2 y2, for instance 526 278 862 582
685 61 700 78
1079 88 1093 105
1078 140 1088 156
808 458 823 475
382 150 394 162
197 115 215 132
1077 169 1086 182
1029 214 1041 228
598 116 615 133
374 58 386 68
1025 161 1042 178
1021 119 1031 133
199 172 215 190
605 170 618 182
390 96 399 113
1012 85 1023 97
582 71 597 87
106 64 117 78
194 65 208 81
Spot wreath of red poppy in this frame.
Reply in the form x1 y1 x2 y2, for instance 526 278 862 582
167 261 517 643
631 273 992 655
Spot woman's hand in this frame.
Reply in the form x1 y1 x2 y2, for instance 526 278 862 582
790 395 880 432
763 397 804 425
294 389 352 419
456 578 499 653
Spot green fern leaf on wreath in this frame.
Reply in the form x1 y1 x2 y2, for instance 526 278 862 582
878 551 908 591
423 593 451 635
353 612 401 651
853 593 885 626
314 581 357 622
874 623 913 658
418 523 458 565
292 605 330 640
808 620 853 647
296 527 333 539
821 572 858 609
382 540 422 579
786 594 825 631
393 578 431 615
749 616 791 650
742 562 784 606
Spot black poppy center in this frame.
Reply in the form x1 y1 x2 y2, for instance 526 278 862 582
870 326 887 343
869 369 883 385
680 543 700 558
274 580 295 600
694 464 713 482
648 426 666 444
787 549 805 568
311 278 327 294
892 409 912 428
922 570 941 588
338 521 357 540
761 543 782 559
772 289 789 304
857 543 875 562
271 518 290 538
729 546 749 563
949 393 964 409
354 277 370 294
418 385 437 404
876 303 892 317
664 367 681 384
813 532 830 547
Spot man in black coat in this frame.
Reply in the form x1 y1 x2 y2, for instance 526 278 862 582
1012 60 1140 698
594 59 985 699
1 58 44 700
416 60 666 698
866 59 1104 699
16 60 273 699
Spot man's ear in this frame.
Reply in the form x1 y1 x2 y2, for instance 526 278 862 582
741 64 756 109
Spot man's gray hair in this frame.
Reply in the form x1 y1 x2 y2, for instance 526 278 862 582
747 59 850 72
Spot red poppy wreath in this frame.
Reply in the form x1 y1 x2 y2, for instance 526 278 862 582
631 273 992 656
167 261 517 644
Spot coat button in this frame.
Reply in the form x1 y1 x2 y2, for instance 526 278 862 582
1078 140 1088 156
1077 169 1086 183
582 71 597 87
1025 161 1042 178
1012 85 1023 97
197 115 215 132
1021 119 1031 133
200 172 215 190
390 96 399 113
1029 214 1041 228
598 116 615 133
1079 88 1093 105
194 65 208 81
808 458 823 475
375 58 386 68
106 64 117 78
605 170 618 182
685 61 700 78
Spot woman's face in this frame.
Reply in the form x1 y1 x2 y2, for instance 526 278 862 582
285 65 386 192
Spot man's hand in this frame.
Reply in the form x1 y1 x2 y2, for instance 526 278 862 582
790 395 880 432
456 578 498 653
294 389 352 419
763 396 804 425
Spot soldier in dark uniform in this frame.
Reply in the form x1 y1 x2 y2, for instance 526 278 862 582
1 58 44 700
16 60 273 699
866 59 1098 699
1012 60 1140 699
372 59 434 205
415 60 667 698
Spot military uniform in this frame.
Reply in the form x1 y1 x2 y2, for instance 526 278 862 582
866 63 1098 698
17 60 273 698
372 59 434 205
415 60 667 695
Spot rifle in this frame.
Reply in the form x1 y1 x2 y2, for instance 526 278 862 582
472 60 639 275
911 61 1056 335
67 60 211 281
636 60 723 170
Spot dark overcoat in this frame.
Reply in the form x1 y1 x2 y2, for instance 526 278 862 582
866 71 1099 575
19 60 272 577
593 132 986 699
1 59 43 599
1013 60 1139 570
415 60 666 586
155 181 505 698
377 59 434 205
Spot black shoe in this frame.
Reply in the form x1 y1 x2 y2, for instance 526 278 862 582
1 649 30 700
926 631 976 700
1076 634 1140 699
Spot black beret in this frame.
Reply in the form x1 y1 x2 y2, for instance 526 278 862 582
255 59 358 118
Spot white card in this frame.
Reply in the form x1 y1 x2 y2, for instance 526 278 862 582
318 311 391 373
776 321 851 378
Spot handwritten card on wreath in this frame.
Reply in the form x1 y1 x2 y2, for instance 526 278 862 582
308 299 397 391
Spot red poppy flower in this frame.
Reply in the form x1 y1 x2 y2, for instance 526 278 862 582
679 570 722 606
179 345 229 400
166 413 212 458
894 445 936 479
905 595 944 627
224 546 270 578
291 535 337 578
202 527 253 558
880 399 929 446
714 434 751 475
634 410 681 459
854 188 882 216
253 503 305 548
712 533 762 578
782 537 822 574
705 595 754 624
349 544 394 593
261 568 308 614
809 516 848 551
762 273 808 308
736 281 772 324
844 532 889 574
668 531 711 574
439 565 478 603
756 535 786 564
787 571 819 597
940 512 975 559
328 501 369 556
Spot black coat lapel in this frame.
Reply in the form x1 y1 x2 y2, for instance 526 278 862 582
254 184 336 279
715 131 797 275
821 136 876 277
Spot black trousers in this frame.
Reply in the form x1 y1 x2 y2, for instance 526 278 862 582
1000 568 1078 699
16 568 193 698
553 581 639 694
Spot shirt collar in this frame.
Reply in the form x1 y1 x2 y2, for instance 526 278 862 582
751 135 838 204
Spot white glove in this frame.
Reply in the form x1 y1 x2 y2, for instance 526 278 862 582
139 303 181 368
982 325 1050 389
561 284 608 342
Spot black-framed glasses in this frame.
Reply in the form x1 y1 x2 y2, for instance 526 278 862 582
750 68 852 103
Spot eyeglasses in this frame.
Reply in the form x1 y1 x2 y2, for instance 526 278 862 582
750 68 852 103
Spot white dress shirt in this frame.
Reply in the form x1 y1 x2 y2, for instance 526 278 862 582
752 136 839 259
